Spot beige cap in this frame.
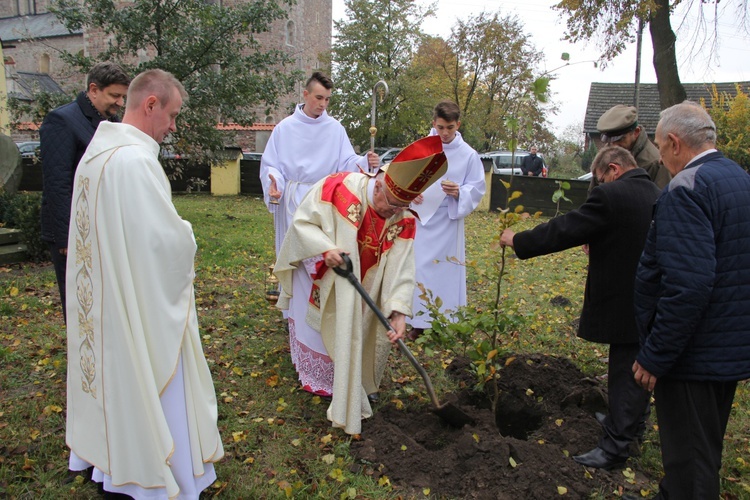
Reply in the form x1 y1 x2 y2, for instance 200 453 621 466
597 105 638 142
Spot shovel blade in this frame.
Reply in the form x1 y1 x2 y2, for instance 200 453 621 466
432 402 475 428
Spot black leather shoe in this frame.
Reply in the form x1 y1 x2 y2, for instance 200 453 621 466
367 393 379 404
595 411 607 426
573 447 627 470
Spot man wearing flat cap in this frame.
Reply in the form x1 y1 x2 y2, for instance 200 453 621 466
596 104 671 189
273 136 447 435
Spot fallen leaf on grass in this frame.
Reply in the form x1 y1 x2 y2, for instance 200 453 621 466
320 434 333 445
277 480 292 496
321 454 335 464
43 405 62 415
557 485 567 495
329 468 344 481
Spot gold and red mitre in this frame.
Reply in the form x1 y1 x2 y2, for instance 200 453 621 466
383 135 448 203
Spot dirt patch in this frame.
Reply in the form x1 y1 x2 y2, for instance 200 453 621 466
352 353 652 499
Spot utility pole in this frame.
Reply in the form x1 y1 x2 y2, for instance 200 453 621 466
634 17 644 109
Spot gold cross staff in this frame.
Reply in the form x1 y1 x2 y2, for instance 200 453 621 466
370 80 389 153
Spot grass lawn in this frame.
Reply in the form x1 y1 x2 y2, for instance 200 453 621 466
0 194 748 498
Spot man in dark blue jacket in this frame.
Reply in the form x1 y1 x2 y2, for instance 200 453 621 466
501 145 661 470
40 62 130 319
633 101 750 499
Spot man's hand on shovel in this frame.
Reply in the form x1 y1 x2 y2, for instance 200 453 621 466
386 311 406 343
328 251 405 344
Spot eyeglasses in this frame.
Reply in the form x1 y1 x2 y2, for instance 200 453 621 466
596 163 620 184
383 193 410 210
600 133 625 144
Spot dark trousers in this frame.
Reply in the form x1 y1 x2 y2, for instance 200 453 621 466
47 241 67 322
653 377 737 500
598 342 651 457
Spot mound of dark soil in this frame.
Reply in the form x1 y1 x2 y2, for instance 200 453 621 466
352 353 652 499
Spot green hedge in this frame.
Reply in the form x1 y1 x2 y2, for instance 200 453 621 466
0 191 47 262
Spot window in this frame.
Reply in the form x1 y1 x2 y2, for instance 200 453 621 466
285 20 295 46
39 54 50 74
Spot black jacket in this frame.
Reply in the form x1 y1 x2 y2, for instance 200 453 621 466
521 154 544 176
513 168 661 344
40 92 118 244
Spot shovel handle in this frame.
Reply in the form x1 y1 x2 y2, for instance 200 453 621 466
332 254 442 408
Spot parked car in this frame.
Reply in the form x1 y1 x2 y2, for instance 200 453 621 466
378 147 402 166
16 141 40 158
480 150 547 176
576 172 593 181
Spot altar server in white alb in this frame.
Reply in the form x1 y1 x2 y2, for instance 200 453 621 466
260 71 379 255
65 69 224 499
409 100 486 338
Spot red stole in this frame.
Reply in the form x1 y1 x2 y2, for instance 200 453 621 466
308 172 416 305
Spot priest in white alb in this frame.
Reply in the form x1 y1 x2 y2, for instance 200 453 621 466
273 136 448 434
409 100 486 338
65 69 223 499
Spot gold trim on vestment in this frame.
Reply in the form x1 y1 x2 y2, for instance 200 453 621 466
73 174 96 399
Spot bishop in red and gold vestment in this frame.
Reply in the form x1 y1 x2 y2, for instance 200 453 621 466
274 136 447 434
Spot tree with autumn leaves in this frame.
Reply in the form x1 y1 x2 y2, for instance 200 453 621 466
554 0 750 110
329 1 555 153
45 0 299 162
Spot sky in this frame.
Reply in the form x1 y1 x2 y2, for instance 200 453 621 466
331 0 750 136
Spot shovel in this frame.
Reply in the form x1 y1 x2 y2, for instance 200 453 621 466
332 253 475 428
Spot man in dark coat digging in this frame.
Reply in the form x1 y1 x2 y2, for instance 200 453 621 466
500 145 661 470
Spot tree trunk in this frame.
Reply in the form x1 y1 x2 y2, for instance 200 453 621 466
649 0 687 109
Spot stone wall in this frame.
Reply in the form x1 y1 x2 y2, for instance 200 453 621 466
1 0 49 18
5 35 86 92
